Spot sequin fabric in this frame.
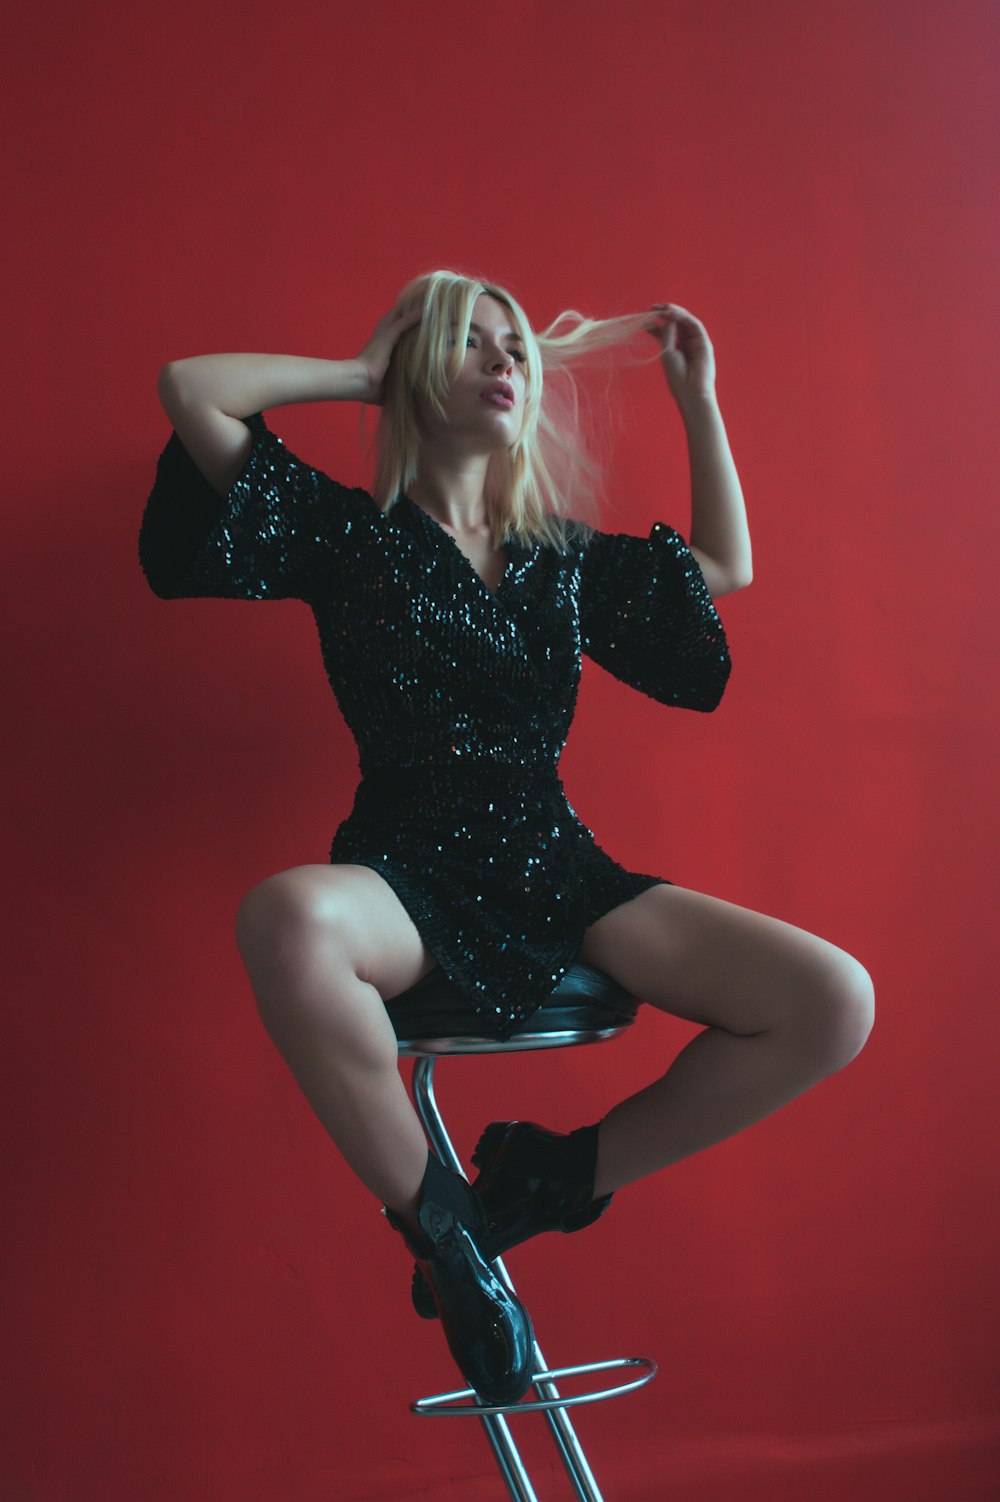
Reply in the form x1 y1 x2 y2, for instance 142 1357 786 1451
139 411 732 1039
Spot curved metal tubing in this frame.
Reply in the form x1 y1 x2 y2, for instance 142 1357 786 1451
412 1356 658 1418
409 1054 656 1502
410 1058 539 1499
397 1026 627 1056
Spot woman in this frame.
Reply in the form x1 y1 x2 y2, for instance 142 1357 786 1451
139 269 875 1406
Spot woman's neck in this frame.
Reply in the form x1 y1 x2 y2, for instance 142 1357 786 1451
407 451 491 532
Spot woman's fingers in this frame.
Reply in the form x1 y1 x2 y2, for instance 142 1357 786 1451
393 301 424 328
652 302 697 321
356 300 425 400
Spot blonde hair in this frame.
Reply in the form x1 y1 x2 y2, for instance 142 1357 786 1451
366 269 663 551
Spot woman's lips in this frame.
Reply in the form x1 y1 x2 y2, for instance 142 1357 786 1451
481 392 515 409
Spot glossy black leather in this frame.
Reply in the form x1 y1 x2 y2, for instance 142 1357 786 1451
411 1120 613 1321
386 1151 535 1404
387 961 639 1045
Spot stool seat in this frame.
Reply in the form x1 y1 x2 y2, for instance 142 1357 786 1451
385 960 654 1502
386 960 639 1053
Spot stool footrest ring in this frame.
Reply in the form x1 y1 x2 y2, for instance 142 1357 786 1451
411 1355 657 1417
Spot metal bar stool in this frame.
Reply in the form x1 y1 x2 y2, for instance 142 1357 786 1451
384 961 658 1502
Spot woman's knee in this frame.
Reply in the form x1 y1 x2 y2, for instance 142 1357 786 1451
237 868 337 953
234 867 360 1013
799 951 875 1071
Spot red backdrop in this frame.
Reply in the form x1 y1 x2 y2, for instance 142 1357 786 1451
4 1 998 1497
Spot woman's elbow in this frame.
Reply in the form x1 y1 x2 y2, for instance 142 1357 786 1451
714 569 752 598
157 361 190 407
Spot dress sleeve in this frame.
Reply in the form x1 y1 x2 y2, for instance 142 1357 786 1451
578 520 732 710
138 411 361 601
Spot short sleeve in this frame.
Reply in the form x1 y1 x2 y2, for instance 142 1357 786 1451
138 411 360 602
578 521 732 710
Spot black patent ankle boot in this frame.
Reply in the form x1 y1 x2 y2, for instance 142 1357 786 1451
385 1149 535 1404
411 1121 613 1321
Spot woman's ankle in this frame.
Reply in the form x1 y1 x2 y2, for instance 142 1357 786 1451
385 1196 433 1254
591 1120 615 1200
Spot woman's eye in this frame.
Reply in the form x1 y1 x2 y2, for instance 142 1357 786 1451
466 335 527 366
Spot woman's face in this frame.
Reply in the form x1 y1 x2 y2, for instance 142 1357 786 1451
416 293 529 453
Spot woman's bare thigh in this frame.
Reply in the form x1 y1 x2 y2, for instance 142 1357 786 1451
579 881 874 1048
235 862 439 1003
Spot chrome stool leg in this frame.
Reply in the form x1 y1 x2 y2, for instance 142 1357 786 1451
412 1058 539 1502
412 1057 614 1502
389 967 657 1500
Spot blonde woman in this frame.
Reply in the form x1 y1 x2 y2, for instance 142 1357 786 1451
139 270 874 1405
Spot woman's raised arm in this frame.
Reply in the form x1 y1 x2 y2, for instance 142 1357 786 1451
157 300 423 495
157 356 377 496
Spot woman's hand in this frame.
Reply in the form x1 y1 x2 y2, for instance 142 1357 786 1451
356 300 424 404
645 303 717 408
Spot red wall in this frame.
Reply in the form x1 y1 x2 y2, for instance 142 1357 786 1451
4 2 998 1497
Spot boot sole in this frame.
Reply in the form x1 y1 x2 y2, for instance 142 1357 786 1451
471 1119 512 1171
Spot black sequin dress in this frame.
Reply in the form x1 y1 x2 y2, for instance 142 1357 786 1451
139 412 731 1039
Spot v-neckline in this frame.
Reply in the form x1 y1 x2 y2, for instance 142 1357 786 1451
400 493 517 599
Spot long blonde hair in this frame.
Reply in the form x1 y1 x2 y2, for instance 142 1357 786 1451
367 269 662 550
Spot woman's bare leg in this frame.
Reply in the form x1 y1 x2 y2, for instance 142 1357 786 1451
235 863 438 1236
578 883 875 1196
